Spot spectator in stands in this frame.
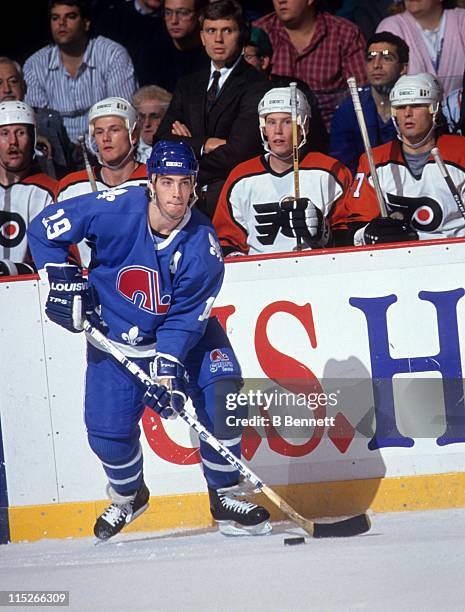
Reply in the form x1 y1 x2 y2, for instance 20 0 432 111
212 85 351 256
377 0 465 96
243 25 273 74
23 1 137 148
93 0 167 86
133 85 172 162
253 0 367 128
142 0 210 92
156 0 269 217
0 101 56 276
330 32 409 175
0 56 74 178
333 73 465 246
442 69 464 134
56 96 147 267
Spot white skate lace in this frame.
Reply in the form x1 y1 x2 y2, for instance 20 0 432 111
102 503 133 526
220 495 257 515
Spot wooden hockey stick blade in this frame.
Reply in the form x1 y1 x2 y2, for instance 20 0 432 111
261 484 371 538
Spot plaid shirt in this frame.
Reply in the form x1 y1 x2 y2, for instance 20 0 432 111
254 12 367 128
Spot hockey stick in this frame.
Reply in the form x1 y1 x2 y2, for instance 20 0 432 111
347 77 388 217
78 135 98 193
83 320 371 538
431 147 465 221
290 82 303 251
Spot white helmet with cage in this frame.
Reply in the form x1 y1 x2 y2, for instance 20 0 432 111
390 73 442 115
87 97 139 168
258 86 311 153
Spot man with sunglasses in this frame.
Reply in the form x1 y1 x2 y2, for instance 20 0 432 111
330 32 410 175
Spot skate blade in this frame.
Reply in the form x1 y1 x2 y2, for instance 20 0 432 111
217 519 272 536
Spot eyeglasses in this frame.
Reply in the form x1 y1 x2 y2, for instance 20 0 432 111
162 8 195 20
366 49 398 63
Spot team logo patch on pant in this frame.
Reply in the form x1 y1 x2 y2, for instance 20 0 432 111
209 349 234 373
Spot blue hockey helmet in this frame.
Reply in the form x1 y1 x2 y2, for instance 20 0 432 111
147 140 198 180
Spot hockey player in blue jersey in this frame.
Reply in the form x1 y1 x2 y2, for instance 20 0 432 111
27 140 271 540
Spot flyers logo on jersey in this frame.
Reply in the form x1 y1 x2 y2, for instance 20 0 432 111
0 211 26 248
117 266 171 315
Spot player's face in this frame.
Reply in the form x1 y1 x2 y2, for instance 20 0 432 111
395 104 433 144
272 0 315 26
200 18 242 67
264 113 294 158
50 4 90 46
164 0 198 41
0 64 25 102
405 0 442 18
153 174 193 221
136 100 167 145
0 124 33 173
93 116 135 165
366 42 404 89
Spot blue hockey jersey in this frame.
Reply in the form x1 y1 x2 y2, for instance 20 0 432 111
28 186 225 362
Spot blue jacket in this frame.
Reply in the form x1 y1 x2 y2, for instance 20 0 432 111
329 86 397 175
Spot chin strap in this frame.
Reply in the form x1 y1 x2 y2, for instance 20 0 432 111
392 113 437 150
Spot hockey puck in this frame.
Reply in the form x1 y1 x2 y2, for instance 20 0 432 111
283 537 306 546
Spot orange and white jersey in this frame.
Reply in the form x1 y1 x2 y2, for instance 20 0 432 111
213 152 352 255
335 135 465 239
1 171 56 267
56 163 148 267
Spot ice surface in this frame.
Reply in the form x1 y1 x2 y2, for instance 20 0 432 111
0 508 464 612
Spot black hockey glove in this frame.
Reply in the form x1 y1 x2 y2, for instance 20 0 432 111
144 355 189 419
45 263 89 333
363 217 419 245
280 198 325 246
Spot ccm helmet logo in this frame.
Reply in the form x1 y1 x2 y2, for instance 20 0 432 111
51 282 87 291
166 161 183 167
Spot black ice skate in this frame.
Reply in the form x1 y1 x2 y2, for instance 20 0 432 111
209 484 272 536
94 482 150 541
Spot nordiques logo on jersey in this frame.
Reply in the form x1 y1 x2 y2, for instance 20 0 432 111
116 266 171 315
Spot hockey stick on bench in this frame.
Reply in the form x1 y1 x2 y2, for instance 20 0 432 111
347 77 388 217
83 320 371 538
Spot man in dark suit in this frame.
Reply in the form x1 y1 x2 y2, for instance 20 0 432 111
155 0 269 217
